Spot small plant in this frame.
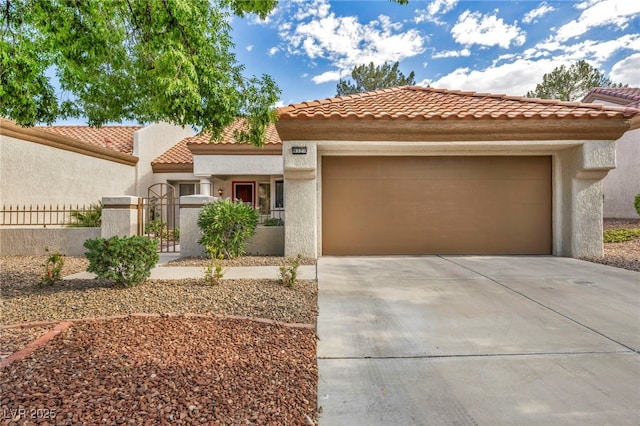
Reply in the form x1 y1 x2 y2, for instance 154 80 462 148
69 201 102 227
40 247 64 286
84 236 159 287
145 219 167 236
603 228 640 243
197 199 259 259
204 246 226 285
635 193 640 217
279 254 303 288
263 217 284 226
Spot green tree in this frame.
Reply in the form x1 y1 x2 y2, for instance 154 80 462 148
0 0 279 146
525 60 626 102
336 61 416 96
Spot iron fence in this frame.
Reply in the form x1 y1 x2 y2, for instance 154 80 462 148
0 204 100 227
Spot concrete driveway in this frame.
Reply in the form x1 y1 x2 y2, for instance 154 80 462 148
317 256 640 425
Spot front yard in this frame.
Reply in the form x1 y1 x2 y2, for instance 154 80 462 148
0 256 318 425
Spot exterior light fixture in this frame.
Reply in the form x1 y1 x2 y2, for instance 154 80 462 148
218 188 224 196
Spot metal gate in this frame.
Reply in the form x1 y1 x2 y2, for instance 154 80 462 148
138 183 179 253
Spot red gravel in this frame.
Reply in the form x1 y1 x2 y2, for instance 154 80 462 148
0 316 317 425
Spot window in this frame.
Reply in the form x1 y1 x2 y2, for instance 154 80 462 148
179 183 196 197
275 180 284 209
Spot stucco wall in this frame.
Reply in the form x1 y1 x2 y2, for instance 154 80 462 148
0 135 136 206
193 154 283 176
603 128 640 218
133 123 194 197
0 227 100 256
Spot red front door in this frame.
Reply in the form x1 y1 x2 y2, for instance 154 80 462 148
233 183 254 206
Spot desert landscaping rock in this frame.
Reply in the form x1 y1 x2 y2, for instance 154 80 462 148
0 316 317 424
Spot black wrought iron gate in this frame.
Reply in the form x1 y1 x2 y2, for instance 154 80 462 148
138 183 180 253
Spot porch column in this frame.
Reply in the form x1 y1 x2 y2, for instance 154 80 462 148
101 196 140 238
199 177 212 196
283 142 317 259
180 195 215 257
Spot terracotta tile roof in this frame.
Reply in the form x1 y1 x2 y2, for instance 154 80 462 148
278 86 638 121
582 87 640 109
35 125 142 154
185 121 281 146
151 139 193 165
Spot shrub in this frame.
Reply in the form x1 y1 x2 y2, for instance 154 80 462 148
279 254 302 288
635 193 640 217
40 247 64 286
603 228 640 243
84 236 159 287
144 219 167 236
69 201 102 227
197 199 259 259
263 217 284 226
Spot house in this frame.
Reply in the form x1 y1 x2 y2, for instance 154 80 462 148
581 87 640 219
274 86 638 259
2 86 636 259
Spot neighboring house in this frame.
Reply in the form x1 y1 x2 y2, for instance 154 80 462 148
275 86 637 259
582 87 640 219
0 120 193 206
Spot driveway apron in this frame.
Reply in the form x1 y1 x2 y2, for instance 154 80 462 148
316 256 640 425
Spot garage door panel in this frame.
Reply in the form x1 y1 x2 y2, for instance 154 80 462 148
322 156 551 255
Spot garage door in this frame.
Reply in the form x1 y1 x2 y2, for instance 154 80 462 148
322 156 551 255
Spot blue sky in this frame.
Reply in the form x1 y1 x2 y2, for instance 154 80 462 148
230 0 640 106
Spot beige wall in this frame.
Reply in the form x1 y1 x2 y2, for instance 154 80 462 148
603 128 640 218
0 227 100 256
0 135 136 207
134 123 194 197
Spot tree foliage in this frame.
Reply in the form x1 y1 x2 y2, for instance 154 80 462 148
525 60 626 102
336 61 416 96
0 0 279 146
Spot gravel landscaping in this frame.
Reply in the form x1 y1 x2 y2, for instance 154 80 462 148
580 218 640 272
0 255 318 425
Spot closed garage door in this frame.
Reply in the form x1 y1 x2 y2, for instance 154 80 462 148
322 156 551 255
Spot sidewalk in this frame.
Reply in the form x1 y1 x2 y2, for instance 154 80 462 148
64 254 317 281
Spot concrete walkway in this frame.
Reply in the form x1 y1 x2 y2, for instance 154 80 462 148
317 256 640 425
65 254 317 280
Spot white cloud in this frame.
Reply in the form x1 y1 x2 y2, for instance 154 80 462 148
246 45 254 52
610 53 640 86
414 0 458 24
267 47 280 56
555 0 640 42
432 48 471 58
451 10 526 48
523 2 555 24
420 58 567 96
278 1 426 84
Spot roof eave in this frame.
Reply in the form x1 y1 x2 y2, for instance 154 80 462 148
151 163 194 173
275 118 632 142
1 119 139 166
188 143 282 155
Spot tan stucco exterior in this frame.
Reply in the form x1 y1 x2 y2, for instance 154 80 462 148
603 126 640 218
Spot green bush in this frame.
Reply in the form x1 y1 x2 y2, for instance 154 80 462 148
84 236 159 286
603 228 640 243
263 217 284 226
197 199 259 259
69 201 102 227
635 193 640 217
144 219 167 236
